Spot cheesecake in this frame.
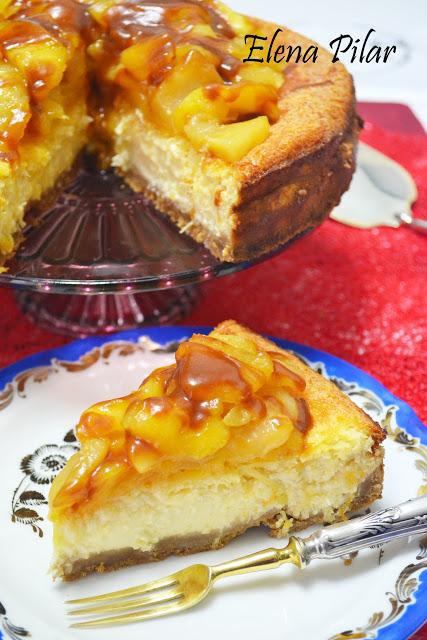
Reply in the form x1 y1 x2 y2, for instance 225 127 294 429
49 321 385 580
0 0 358 263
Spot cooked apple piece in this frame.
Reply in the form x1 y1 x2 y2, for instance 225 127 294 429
212 0 253 34
190 333 274 382
238 63 284 89
138 368 169 399
49 439 109 511
88 0 116 26
226 413 294 459
183 114 218 149
128 438 160 474
223 404 254 427
180 415 230 458
3 29 68 101
268 352 306 392
186 335 271 391
0 61 30 153
188 23 219 39
203 115 270 162
175 341 250 402
174 42 220 67
90 459 129 499
26 96 68 139
173 86 229 132
0 0 16 18
271 388 300 421
166 4 214 33
77 397 131 440
123 397 187 454
210 333 276 380
150 49 222 130
220 83 280 122
121 34 175 84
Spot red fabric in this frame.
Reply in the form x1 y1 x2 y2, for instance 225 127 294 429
1 119 427 638
187 121 427 426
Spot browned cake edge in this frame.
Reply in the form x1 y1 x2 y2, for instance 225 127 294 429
60 464 383 581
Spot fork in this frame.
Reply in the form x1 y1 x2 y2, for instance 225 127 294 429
67 494 427 628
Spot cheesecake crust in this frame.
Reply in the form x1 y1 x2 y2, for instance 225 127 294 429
59 465 383 581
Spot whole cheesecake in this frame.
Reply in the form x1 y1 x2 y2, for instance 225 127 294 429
49 321 384 580
0 0 358 263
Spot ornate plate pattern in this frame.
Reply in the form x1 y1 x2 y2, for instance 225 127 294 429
0 327 426 640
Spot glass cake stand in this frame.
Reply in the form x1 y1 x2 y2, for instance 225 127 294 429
0 156 301 336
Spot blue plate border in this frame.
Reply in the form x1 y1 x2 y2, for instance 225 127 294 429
0 326 426 640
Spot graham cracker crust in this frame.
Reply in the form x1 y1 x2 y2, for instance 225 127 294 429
60 464 384 581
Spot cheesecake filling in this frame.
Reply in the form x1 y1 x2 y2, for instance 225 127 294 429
51 445 381 578
111 109 240 242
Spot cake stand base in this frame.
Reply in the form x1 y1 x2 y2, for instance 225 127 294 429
15 286 200 337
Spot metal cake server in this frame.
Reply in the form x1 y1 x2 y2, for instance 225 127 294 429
67 494 427 628
332 142 426 233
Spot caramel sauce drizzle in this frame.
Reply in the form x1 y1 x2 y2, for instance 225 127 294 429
0 0 245 157
50 337 313 513
96 0 242 91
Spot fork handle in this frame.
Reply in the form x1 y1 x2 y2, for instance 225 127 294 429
398 212 427 234
297 494 427 565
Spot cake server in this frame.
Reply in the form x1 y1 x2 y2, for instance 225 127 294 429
67 493 427 628
331 142 427 232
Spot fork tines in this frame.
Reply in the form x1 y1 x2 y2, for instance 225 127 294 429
66 573 183 628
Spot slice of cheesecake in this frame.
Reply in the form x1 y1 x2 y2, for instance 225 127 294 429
49 321 385 580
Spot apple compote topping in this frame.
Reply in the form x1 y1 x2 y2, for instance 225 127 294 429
50 332 311 514
88 0 284 162
0 0 88 166
1 0 284 165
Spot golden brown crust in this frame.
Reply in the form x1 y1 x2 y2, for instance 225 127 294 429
59 466 383 581
230 23 359 262
230 116 358 262
214 320 386 449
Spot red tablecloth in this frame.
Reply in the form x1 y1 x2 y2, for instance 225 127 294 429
1 114 427 638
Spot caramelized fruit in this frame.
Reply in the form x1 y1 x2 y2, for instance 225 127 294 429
50 333 311 514
107 1 284 160
1 0 284 163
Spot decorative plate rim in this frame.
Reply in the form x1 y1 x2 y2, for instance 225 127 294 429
0 326 426 640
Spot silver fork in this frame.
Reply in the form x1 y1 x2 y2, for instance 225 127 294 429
67 494 427 628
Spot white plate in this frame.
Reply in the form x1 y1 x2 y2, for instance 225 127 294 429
0 327 426 640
